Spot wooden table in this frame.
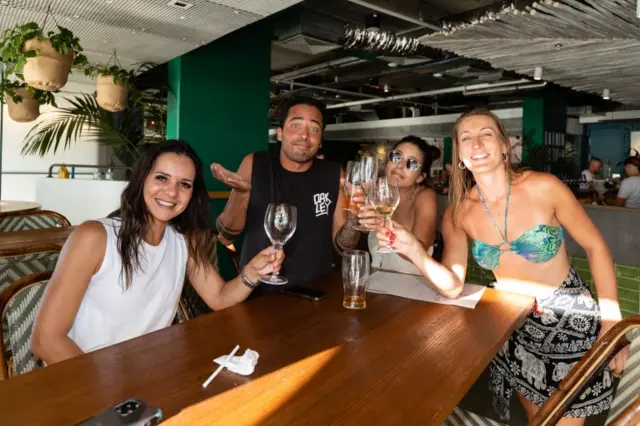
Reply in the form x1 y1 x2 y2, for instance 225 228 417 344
0 274 533 425
0 200 40 217
0 226 76 252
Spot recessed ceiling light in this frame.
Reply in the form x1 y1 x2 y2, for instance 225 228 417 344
167 0 193 10
179 16 185 19
433 72 443 78
387 62 398 68
233 10 240 14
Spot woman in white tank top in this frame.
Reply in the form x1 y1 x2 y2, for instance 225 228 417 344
357 136 439 276
32 140 284 364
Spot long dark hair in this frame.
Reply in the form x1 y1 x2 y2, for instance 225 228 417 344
109 139 214 289
393 135 441 186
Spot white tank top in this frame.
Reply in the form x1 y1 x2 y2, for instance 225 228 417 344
368 231 433 276
67 218 188 353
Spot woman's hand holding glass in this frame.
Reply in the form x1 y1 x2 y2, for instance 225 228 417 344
375 220 420 257
244 246 285 283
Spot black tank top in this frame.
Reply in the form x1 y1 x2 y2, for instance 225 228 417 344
240 150 340 289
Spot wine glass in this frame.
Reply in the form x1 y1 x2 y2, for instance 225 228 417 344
342 161 362 212
368 177 400 253
261 203 297 285
353 155 378 232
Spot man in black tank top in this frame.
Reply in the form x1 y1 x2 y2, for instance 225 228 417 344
211 97 361 295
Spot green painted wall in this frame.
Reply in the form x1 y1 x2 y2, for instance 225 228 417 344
167 20 272 278
443 136 452 166
522 96 545 163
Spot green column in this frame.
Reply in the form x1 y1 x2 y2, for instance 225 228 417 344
443 136 452 166
521 95 566 168
167 20 272 278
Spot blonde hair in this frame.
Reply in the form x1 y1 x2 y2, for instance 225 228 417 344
449 108 519 226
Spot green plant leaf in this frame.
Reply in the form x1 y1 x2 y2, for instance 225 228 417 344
22 94 141 163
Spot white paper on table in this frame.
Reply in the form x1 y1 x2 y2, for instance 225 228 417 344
366 271 487 309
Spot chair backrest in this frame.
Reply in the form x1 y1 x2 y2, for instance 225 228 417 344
606 328 640 425
0 210 71 232
0 270 51 379
530 316 640 426
0 245 61 295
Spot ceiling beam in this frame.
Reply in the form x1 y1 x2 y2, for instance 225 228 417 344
346 0 441 31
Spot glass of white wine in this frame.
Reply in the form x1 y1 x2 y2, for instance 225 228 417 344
369 177 400 253
353 155 378 232
261 203 297 285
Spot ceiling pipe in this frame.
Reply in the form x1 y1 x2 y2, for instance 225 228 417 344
273 80 379 99
463 81 547 96
273 57 367 81
327 78 532 109
346 0 441 31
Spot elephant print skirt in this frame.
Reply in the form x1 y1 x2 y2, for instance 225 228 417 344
489 267 613 421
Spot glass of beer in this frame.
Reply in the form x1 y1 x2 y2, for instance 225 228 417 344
342 161 362 212
342 250 370 310
369 177 400 253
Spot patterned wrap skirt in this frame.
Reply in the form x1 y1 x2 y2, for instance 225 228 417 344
489 266 614 421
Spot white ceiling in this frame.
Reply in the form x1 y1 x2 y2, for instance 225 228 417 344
0 0 302 82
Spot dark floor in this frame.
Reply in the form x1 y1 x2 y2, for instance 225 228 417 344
458 367 611 425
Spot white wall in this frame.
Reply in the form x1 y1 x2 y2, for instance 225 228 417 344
1 78 114 201
632 131 640 157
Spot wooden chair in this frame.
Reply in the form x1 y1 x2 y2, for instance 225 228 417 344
0 210 71 232
530 316 640 426
0 270 51 379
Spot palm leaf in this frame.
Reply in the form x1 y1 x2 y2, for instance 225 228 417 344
21 94 141 161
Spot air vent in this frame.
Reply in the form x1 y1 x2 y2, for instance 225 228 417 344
167 0 193 10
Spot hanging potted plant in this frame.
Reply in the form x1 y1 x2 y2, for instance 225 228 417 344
0 22 87 91
84 65 135 112
0 80 57 122
85 61 153 112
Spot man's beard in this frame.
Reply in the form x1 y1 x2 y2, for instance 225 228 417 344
282 142 318 163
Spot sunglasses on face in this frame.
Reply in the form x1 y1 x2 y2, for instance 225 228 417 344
388 150 422 172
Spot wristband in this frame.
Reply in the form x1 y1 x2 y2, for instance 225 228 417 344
241 268 259 289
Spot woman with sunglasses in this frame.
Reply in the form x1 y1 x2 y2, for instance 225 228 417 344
377 109 627 425
357 135 441 275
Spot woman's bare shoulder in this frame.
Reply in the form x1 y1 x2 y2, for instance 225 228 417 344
64 221 107 250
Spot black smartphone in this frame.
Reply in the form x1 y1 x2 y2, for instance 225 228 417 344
281 285 329 301
77 398 163 426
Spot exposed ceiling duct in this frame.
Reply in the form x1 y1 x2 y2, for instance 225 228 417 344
273 7 344 55
343 26 421 56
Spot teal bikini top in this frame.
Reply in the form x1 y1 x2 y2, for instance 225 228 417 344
471 178 564 270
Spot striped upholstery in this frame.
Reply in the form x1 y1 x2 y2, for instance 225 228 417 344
606 328 640 425
0 212 70 232
0 251 59 295
0 250 59 359
2 280 48 377
441 407 506 426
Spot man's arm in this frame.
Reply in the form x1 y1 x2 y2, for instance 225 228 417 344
212 153 254 245
615 179 630 207
333 168 360 252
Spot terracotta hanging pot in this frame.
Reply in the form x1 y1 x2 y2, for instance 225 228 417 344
96 75 128 112
23 38 74 91
6 88 40 122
